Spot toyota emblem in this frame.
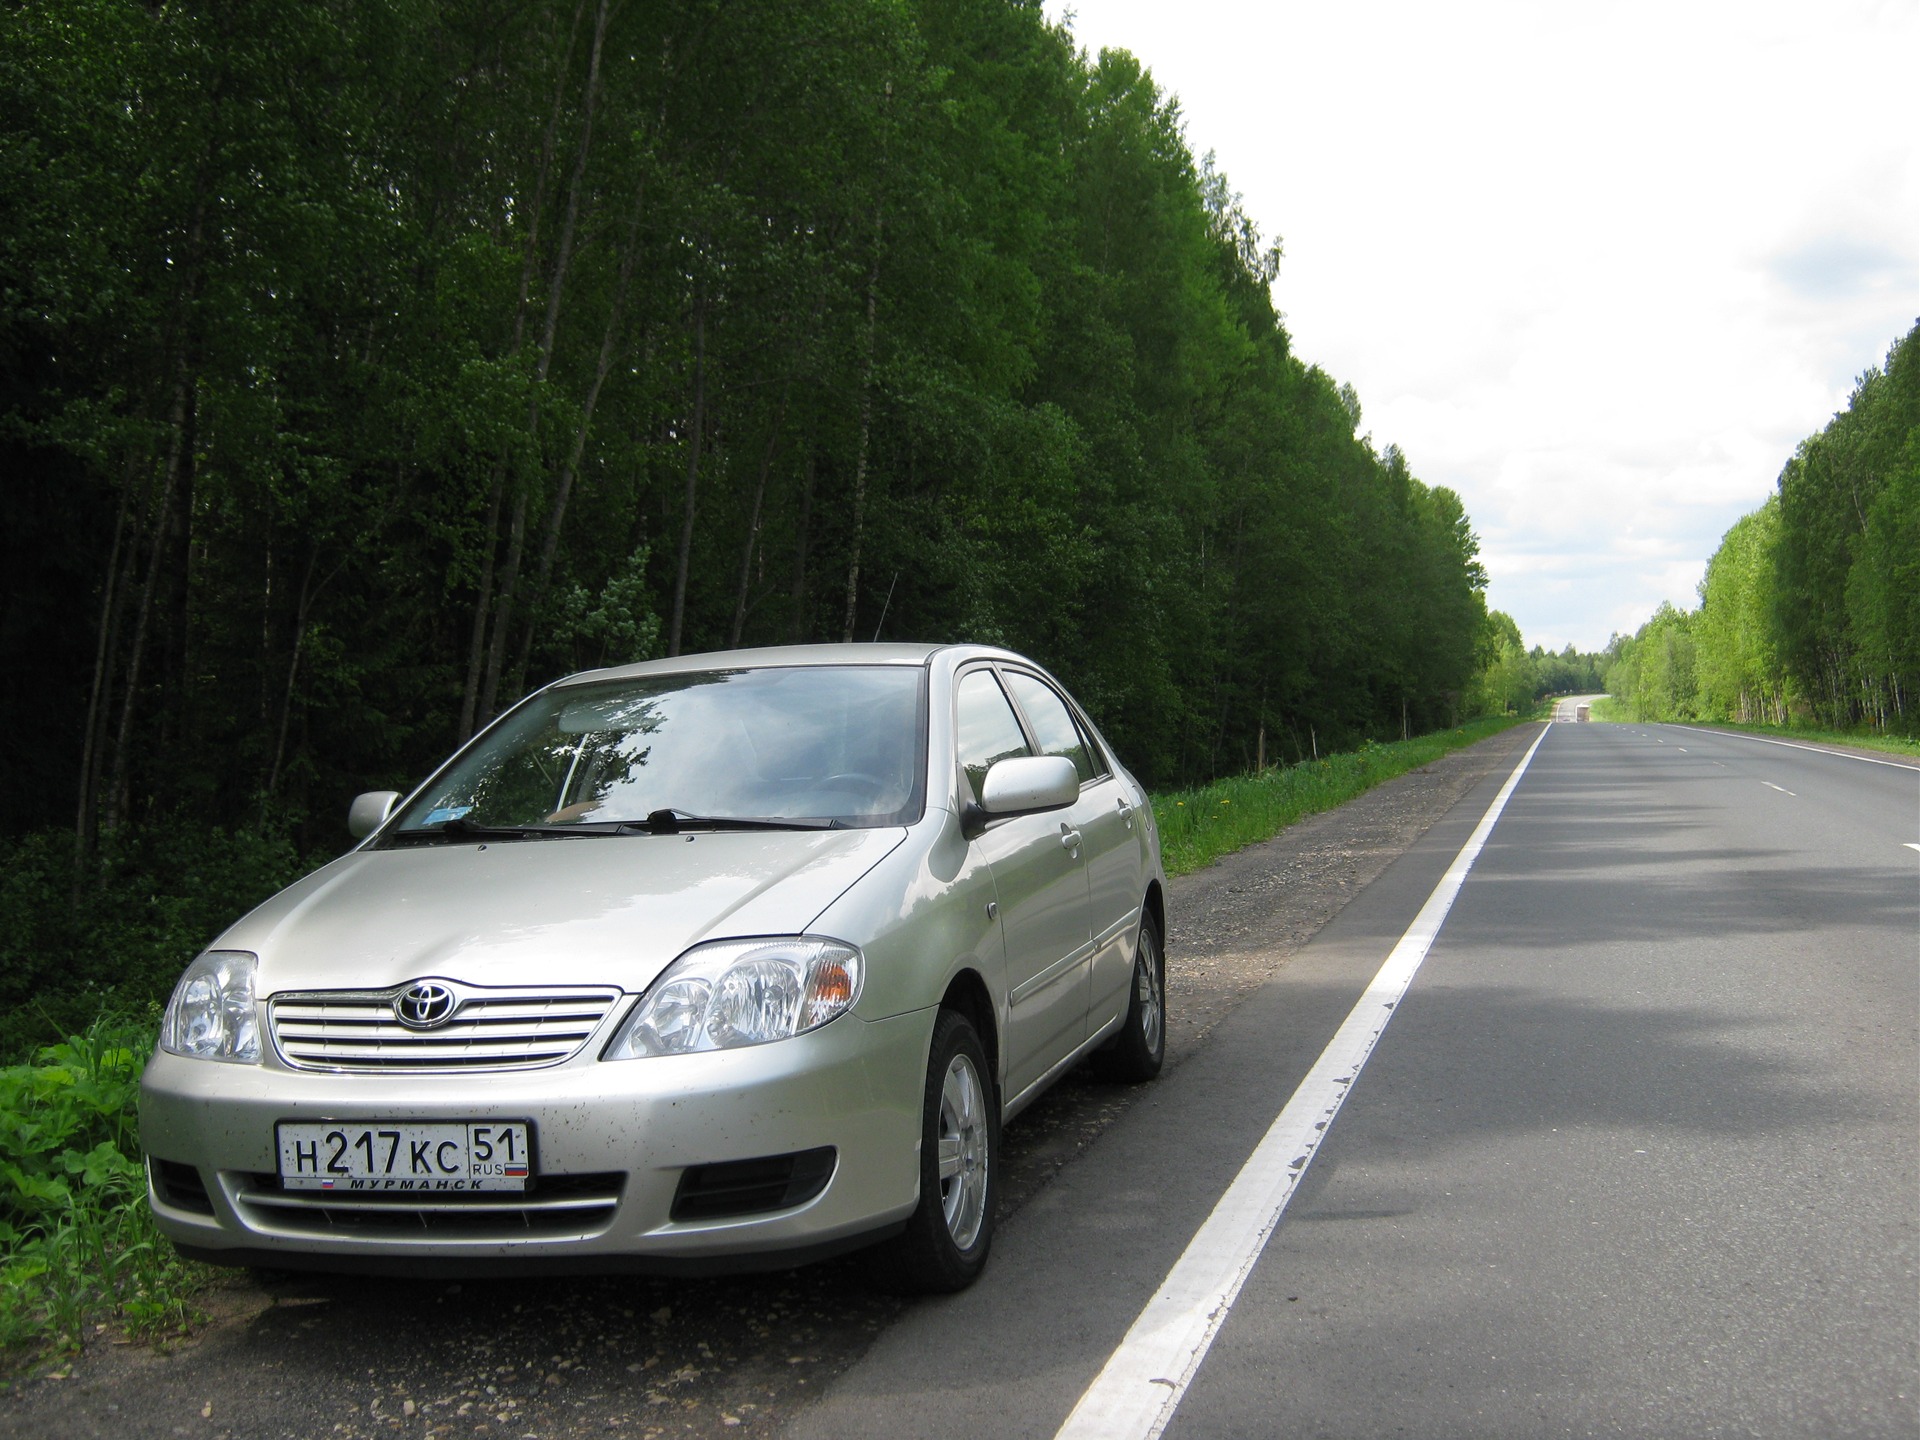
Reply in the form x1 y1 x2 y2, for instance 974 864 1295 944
394 982 458 1029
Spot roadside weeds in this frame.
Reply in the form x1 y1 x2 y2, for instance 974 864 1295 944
1151 714 1528 877
0 1017 212 1386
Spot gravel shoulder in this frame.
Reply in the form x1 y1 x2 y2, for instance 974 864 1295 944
6 725 1541 1440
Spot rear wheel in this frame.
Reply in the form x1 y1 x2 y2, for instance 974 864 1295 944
876 1008 997 1292
1093 915 1164 1082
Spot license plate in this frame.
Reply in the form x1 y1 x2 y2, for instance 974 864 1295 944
276 1122 533 1192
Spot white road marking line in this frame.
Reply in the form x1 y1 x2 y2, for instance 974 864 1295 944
1762 781 1795 796
1053 726 1551 1440
1906 843 1920 854
1682 726 1920 771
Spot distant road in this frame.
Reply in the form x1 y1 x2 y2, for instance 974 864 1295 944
1553 691 1606 721
792 720 1920 1439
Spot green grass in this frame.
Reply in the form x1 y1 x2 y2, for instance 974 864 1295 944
1150 713 1533 878
1590 698 1920 760
0 1014 210 1376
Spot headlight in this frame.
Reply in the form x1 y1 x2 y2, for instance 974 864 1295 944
605 938 863 1059
159 950 261 1063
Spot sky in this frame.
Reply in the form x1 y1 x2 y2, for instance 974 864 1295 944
1045 0 1919 652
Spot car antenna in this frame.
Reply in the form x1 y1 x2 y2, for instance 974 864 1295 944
871 570 899 642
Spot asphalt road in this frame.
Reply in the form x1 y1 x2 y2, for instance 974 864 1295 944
11 722 1914 1439
789 722 1919 1438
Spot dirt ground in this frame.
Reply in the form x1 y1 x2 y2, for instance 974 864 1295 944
4 724 1541 1440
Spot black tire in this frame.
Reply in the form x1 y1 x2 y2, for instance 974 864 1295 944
1092 914 1165 1083
874 1008 997 1293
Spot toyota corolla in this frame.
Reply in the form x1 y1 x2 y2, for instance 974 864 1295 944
140 643 1166 1291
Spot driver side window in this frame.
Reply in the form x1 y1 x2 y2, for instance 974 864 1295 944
1004 671 1098 784
955 670 1031 804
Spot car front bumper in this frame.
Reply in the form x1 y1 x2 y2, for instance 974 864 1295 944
139 1006 931 1273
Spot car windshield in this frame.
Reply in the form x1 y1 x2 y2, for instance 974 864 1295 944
390 665 927 834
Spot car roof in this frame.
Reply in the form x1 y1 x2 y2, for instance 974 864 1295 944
553 642 1014 689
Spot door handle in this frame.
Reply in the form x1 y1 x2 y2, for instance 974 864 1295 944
1060 825 1082 852
1116 797 1134 829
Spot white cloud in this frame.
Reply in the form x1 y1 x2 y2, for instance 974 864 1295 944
1048 0 1919 651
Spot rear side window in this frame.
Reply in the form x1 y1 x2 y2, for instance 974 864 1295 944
1004 672 1097 784
955 670 1031 803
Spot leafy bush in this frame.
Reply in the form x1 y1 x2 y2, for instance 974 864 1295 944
0 1015 208 1360
0 823 315 1063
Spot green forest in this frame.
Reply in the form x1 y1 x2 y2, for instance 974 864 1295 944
1607 321 1919 731
0 0 1526 1053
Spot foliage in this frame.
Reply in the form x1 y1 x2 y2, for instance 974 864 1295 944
1467 611 1605 716
0 1016 210 1363
0 825 310 1062
1774 324 1920 726
0 0 1515 1063
1694 498 1786 723
1604 602 1699 723
2 0 1494 857
1150 714 1528 878
1607 322 1919 733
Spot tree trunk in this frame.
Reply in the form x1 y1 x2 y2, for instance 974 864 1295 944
459 466 507 741
75 443 149 862
509 175 647 697
475 0 610 723
262 547 323 825
840 77 891 644
730 379 794 648
533 0 608 393
479 486 531 723
457 0 589 742
668 298 708 656
840 253 880 642
105 370 195 833
788 449 816 642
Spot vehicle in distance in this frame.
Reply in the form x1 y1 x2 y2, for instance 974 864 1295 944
141 643 1167 1291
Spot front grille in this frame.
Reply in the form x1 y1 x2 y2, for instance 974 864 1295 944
234 1170 624 1239
269 982 623 1072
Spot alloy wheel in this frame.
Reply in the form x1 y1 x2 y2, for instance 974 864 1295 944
936 1051 988 1248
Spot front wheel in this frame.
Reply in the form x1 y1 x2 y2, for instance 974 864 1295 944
875 1008 997 1293
1093 915 1165 1082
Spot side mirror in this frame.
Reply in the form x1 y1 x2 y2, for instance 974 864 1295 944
348 790 402 839
969 755 1080 836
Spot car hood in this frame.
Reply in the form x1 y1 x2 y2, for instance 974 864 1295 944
215 828 908 996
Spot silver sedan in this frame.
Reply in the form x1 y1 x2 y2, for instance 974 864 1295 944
140 644 1167 1290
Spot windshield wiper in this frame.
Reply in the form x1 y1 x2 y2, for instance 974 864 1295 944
386 816 606 845
385 810 837 846
616 809 836 834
